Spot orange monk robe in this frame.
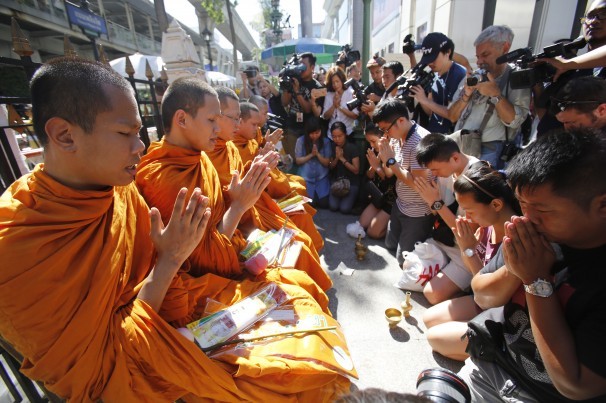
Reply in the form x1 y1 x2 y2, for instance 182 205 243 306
136 140 331 307
234 130 325 251
205 138 331 290
0 166 351 402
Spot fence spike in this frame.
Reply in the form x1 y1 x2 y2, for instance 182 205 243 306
11 18 33 57
97 43 109 65
63 35 78 58
125 56 135 77
160 66 168 83
145 59 154 80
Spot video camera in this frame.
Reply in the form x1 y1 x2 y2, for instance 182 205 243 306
402 34 423 54
388 63 435 109
496 36 587 89
343 78 370 111
266 113 285 132
337 44 361 68
278 54 307 92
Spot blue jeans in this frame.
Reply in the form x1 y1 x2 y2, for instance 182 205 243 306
329 184 359 214
480 140 505 169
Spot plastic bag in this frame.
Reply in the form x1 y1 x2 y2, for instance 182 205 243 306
395 241 447 292
346 221 366 239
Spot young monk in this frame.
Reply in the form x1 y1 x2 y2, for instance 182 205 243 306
136 80 331 303
239 94 325 251
203 93 331 291
0 58 351 401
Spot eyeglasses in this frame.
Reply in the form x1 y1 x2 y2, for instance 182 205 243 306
550 97 600 112
221 112 241 123
379 117 399 134
580 8 606 24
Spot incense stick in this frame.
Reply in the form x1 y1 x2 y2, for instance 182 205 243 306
202 326 337 352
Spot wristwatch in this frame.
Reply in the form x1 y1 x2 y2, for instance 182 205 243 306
489 95 502 105
431 200 445 210
463 248 475 257
386 157 397 167
524 278 554 298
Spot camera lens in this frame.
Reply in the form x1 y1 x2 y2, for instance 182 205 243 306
417 368 471 403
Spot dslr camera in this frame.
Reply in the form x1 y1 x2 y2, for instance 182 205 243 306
466 68 488 86
278 54 307 92
496 36 587 89
343 78 370 111
337 44 361 68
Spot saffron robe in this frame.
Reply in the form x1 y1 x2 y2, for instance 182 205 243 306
205 138 331 290
233 132 325 251
136 140 331 302
0 165 351 402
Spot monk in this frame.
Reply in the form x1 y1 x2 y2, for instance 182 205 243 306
0 58 352 402
136 80 331 302
237 96 325 251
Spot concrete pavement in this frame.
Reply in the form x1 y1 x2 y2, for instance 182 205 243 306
315 207 462 394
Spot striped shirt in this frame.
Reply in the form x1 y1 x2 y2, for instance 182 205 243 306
393 123 432 217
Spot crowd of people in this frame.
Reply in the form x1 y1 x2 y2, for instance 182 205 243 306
1 0 606 401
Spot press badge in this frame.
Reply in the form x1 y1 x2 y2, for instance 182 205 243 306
296 112 303 122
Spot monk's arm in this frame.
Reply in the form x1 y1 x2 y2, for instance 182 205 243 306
219 162 271 238
139 189 210 312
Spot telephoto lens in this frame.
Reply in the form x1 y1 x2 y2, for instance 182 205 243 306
417 368 471 403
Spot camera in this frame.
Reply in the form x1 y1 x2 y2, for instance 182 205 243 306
266 113 285 132
500 141 519 163
496 36 587 89
343 78 370 111
278 54 307 92
417 368 471 403
402 34 423 54
394 63 436 109
337 44 361 68
466 69 488 86
243 67 258 79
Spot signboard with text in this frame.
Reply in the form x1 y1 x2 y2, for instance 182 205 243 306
65 2 107 36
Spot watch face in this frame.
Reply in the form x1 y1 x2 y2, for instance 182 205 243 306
536 282 551 294
432 201 444 210
386 158 396 167
526 279 553 297
464 248 475 257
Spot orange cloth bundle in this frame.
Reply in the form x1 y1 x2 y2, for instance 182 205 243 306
0 166 351 402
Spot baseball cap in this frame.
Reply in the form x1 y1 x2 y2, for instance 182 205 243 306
419 32 450 65
366 55 386 68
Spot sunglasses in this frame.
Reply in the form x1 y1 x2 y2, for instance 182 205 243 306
550 97 600 113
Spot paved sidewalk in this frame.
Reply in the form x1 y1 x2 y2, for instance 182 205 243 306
315 208 463 394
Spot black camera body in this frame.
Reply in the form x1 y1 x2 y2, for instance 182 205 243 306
497 37 587 89
278 54 307 92
266 113 285 132
466 69 488 86
343 78 369 111
338 44 361 68
402 34 423 54
395 64 436 109
500 141 519 162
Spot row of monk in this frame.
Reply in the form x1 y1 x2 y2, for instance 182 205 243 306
0 58 358 401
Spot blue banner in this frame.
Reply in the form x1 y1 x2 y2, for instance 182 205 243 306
66 2 107 35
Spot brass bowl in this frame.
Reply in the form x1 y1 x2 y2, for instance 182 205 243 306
385 308 403 327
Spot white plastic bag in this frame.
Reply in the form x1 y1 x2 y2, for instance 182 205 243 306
395 241 447 292
346 221 366 239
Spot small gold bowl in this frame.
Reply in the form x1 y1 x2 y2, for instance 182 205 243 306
385 308 403 327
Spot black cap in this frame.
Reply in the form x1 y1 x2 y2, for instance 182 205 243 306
419 32 450 65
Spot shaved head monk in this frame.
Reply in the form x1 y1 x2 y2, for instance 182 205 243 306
238 95 325 251
0 58 351 401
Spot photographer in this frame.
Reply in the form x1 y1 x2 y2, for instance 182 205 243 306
239 66 260 99
448 25 530 168
280 52 324 162
407 33 467 134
